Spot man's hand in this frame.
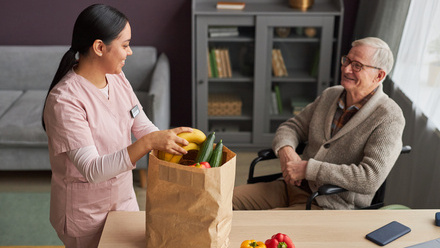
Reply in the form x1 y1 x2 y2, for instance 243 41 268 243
278 146 301 169
283 160 307 186
278 146 307 186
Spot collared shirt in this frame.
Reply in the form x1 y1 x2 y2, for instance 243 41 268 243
331 87 378 137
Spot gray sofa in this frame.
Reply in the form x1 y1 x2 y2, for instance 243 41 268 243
0 45 170 170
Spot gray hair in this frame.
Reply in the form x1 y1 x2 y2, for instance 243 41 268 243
352 37 394 74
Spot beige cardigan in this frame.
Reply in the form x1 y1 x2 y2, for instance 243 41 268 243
273 84 405 209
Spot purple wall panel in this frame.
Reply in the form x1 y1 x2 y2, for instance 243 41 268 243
0 0 192 126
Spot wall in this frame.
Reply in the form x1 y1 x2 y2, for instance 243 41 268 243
0 0 357 128
0 0 192 127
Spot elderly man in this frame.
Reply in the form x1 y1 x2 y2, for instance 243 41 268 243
233 37 405 210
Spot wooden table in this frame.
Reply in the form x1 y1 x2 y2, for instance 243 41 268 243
98 210 440 248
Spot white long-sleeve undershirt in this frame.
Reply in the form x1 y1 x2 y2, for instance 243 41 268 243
67 145 132 184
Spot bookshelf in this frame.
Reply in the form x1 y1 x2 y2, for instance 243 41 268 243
192 0 344 148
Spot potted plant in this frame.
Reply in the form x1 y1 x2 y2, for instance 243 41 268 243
428 35 440 86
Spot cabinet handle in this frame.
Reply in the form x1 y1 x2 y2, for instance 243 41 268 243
198 80 204 84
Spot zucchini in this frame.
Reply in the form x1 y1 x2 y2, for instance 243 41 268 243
195 132 215 163
209 139 223 167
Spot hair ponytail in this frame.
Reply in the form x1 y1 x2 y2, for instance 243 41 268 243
41 49 77 130
41 4 128 131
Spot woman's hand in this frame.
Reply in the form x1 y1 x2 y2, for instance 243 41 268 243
127 127 193 164
143 127 193 155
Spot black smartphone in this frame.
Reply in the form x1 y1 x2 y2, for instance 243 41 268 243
366 221 411 246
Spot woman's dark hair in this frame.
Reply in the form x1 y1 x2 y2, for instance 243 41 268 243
42 4 128 130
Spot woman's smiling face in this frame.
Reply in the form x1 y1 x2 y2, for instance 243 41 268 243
102 22 133 74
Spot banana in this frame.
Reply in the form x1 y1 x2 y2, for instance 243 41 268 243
163 142 200 163
163 151 174 161
182 142 200 152
160 129 206 162
156 150 165 160
169 155 183 163
177 128 206 145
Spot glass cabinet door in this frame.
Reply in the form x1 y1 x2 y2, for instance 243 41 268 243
253 15 335 145
195 16 256 144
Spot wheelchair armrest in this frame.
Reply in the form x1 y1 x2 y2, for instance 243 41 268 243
401 145 411 154
247 144 307 184
318 184 348 195
306 184 347 210
247 148 279 184
257 148 276 160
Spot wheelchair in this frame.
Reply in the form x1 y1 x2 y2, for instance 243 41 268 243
247 144 412 210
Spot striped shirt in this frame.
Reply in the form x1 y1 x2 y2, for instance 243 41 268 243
331 87 378 137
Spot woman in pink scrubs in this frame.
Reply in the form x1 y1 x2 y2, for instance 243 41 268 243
42 4 191 248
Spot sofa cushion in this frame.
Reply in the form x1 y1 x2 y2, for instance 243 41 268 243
0 46 67 90
0 90 23 117
134 91 155 122
0 90 47 146
124 47 157 91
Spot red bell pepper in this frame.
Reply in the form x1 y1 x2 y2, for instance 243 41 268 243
265 233 295 248
189 161 211 168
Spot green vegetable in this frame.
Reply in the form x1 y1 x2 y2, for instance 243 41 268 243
209 140 223 167
195 132 215 163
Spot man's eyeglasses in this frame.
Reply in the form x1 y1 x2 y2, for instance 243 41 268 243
341 55 382 72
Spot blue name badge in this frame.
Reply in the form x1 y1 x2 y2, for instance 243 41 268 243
130 105 140 118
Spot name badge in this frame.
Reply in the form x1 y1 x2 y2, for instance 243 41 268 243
130 105 140 118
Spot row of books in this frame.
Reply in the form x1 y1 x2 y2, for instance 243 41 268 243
208 48 233 78
291 98 310 115
207 45 318 78
272 48 288 77
270 84 311 115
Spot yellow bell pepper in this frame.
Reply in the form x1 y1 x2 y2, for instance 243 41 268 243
241 239 267 248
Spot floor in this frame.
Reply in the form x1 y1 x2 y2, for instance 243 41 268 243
0 151 281 211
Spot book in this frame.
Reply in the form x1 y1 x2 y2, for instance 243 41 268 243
310 49 320 77
271 91 279 115
209 26 239 37
274 84 283 114
210 49 219 78
277 49 288 76
209 31 239 38
208 26 238 33
207 49 212 78
216 2 245 10
224 48 232 77
290 97 310 115
272 49 288 77
272 49 283 77
214 48 225 78
219 48 228 78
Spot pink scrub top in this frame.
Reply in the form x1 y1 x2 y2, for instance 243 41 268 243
44 69 157 237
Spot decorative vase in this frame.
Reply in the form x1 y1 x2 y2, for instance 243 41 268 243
289 0 314 11
275 27 291 38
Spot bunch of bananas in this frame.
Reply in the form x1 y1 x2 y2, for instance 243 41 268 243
158 129 206 164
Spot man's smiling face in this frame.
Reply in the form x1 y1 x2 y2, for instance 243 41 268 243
340 45 382 96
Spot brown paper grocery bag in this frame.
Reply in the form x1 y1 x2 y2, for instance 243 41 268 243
145 146 236 248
